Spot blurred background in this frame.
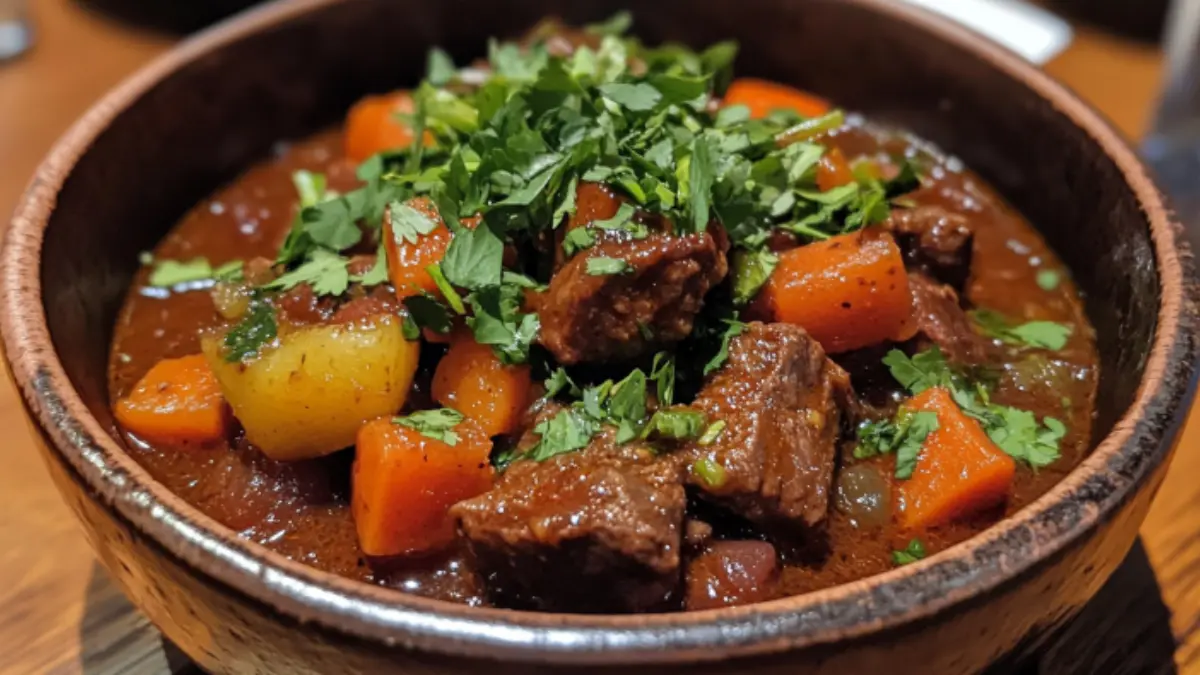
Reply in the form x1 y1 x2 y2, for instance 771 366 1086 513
0 0 1196 673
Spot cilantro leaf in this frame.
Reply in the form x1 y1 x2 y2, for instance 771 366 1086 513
687 135 715 233
544 367 580 399
970 309 1072 350
730 248 778 305
265 249 350 297
465 285 540 365
697 419 727 446
441 223 504 290
586 256 633 276
389 200 440 245
223 301 277 363
892 539 927 566
525 408 599 462
403 293 453 335
394 408 464 445
426 47 456 86
562 226 597 256
426 263 466 314
598 82 662 111
985 407 1064 469
894 411 938 480
650 352 676 407
882 348 952 394
704 319 747 375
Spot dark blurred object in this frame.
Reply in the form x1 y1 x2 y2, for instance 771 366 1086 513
76 0 259 34
1045 0 1170 42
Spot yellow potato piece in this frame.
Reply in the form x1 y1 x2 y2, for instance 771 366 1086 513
201 316 419 461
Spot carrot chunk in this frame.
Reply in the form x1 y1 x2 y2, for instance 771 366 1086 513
344 91 433 163
432 334 532 437
353 416 494 557
817 147 855 192
115 355 227 444
723 78 830 119
761 229 917 353
383 196 479 300
896 387 1016 529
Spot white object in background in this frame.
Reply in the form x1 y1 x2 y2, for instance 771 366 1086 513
899 0 1074 65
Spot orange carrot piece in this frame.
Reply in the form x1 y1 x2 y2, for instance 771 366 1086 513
114 355 227 444
343 91 433 163
817 147 855 192
896 387 1016 529
761 229 917 353
353 416 494 557
432 333 532 437
723 78 830 119
383 196 479 300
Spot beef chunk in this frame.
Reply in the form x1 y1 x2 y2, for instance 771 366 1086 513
685 541 779 610
535 230 728 364
908 273 992 364
451 425 685 613
886 206 974 290
684 322 852 531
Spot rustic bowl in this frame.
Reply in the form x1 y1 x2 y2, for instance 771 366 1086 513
3 0 1197 672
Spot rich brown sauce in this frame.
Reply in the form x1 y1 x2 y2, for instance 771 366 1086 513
108 123 1098 606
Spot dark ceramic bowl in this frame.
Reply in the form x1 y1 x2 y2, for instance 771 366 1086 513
3 0 1197 672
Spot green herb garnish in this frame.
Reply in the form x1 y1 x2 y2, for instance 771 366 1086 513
394 408 465 445
892 538 927 566
970 309 1072 350
223 301 277 363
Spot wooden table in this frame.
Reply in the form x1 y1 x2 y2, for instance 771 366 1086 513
0 2 1189 673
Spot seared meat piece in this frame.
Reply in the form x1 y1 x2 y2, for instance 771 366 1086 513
683 322 853 531
908 273 992 364
452 420 686 613
685 541 779 611
535 229 729 364
885 206 974 290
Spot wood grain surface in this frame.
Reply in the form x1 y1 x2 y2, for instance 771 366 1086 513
0 2 1190 673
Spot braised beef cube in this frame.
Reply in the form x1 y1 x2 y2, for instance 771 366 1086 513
886 206 974 290
909 273 992 364
685 541 779 610
535 230 728 364
451 428 686 613
685 322 852 531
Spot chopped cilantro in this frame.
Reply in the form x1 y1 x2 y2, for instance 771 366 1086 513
441 223 504 290
525 408 599 462
465 285 540 365
586 256 633 276
403 293 453 335
598 82 662 111
584 10 633 36
730 248 778 305
691 456 727 488
544 367 580 399
882 348 1066 469
426 47 457 86
855 409 939 480
1037 269 1062 291
892 539 927 566
704 319 747 375
394 408 464 445
562 227 597 256
223 301 277 363
650 352 676 406
147 258 215 288
291 170 330 209
265 249 350 296
970 309 1072 350
389 200 440 245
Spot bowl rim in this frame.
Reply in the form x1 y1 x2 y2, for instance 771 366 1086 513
3 0 1197 665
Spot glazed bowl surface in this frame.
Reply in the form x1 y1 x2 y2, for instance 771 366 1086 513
3 0 1196 672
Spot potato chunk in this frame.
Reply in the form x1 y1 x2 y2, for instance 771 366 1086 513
201 315 419 460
